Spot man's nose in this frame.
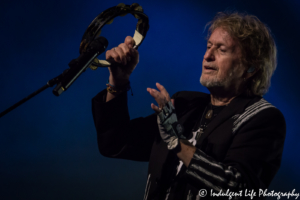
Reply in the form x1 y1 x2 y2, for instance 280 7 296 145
204 49 215 61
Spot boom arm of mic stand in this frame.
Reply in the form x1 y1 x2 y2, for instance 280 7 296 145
0 69 69 118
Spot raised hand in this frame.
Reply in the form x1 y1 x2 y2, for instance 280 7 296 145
106 36 139 86
146 82 174 113
147 83 184 150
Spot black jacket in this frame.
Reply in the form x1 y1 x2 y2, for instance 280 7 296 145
92 90 286 200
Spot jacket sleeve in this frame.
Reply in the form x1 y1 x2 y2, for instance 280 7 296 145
184 107 286 196
92 89 159 162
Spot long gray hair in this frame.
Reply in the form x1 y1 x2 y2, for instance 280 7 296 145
207 12 277 96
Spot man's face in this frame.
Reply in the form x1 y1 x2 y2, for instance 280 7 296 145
200 27 245 93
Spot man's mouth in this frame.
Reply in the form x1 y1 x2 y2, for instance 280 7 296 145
204 65 217 71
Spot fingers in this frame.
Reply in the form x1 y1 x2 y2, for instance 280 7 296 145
156 83 170 101
124 36 136 48
147 88 165 106
124 36 138 62
116 44 130 65
106 46 129 65
147 83 172 112
106 36 136 65
147 87 160 99
124 36 139 60
151 103 160 113
106 36 139 85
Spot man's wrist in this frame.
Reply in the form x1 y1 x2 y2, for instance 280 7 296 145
169 138 181 153
176 140 196 167
106 80 131 95
106 77 130 102
108 75 129 87
179 139 194 147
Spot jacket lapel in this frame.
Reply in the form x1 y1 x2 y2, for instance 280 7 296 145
196 95 254 146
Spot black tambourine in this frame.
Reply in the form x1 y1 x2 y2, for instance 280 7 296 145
80 3 149 69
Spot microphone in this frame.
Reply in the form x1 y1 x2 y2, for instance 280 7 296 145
53 36 108 96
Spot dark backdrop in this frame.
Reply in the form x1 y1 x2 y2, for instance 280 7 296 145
0 0 299 199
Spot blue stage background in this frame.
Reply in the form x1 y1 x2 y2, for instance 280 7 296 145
0 0 299 199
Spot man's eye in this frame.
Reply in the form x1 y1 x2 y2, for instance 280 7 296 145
220 49 226 52
207 46 211 49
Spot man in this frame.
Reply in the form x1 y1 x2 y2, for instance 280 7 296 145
92 12 286 199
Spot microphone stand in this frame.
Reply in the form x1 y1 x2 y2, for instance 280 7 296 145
0 69 69 118
0 36 108 119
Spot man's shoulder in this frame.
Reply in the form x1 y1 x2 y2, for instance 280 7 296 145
243 97 284 119
232 97 286 134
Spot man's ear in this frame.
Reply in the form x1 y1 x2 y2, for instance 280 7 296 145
244 66 259 80
247 66 255 73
